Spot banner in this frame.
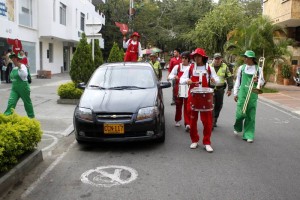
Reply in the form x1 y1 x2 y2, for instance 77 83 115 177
115 22 128 35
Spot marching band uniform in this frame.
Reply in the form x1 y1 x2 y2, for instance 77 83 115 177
168 49 182 105
233 50 264 143
123 32 142 62
180 48 219 152
168 52 191 130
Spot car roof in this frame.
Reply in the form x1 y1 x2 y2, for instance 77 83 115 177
100 62 153 69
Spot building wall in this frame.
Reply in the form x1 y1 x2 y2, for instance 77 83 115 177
0 0 105 76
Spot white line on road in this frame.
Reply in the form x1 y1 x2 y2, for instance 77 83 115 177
259 100 300 120
41 134 58 151
21 141 76 199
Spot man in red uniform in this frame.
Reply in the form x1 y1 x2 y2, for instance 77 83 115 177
180 48 219 152
168 48 182 105
123 32 142 62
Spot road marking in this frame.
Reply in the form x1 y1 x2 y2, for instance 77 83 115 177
259 100 300 120
81 165 138 188
21 141 76 199
41 134 58 151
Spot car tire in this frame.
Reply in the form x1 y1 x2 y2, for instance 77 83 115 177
156 115 166 143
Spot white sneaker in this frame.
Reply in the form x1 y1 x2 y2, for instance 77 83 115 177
247 139 254 143
190 143 198 149
185 125 190 132
233 130 241 135
204 145 214 153
175 121 181 127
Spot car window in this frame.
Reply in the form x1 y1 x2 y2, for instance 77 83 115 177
88 66 155 89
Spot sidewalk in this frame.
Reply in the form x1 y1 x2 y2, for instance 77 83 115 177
259 82 300 116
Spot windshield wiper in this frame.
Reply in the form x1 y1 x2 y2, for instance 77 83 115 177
89 85 106 89
108 86 147 90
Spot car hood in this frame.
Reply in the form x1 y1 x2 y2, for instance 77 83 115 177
79 88 157 113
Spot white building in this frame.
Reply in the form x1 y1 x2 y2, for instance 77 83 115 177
0 0 105 75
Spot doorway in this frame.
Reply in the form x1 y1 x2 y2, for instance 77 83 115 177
63 46 70 72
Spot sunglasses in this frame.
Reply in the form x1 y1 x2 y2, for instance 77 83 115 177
182 57 188 59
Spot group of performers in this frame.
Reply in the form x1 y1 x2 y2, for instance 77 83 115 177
167 48 264 153
122 32 264 152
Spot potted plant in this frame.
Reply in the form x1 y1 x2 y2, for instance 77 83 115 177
281 64 291 85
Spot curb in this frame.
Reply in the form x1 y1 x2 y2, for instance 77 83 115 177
57 99 79 105
0 149 43 196
258 96 300 118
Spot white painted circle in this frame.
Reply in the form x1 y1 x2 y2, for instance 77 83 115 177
80 165 138 187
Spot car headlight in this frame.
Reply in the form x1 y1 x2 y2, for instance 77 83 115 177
75 107 93 122
136 107 158 121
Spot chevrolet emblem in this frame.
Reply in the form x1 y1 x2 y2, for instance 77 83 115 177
111 115 117 118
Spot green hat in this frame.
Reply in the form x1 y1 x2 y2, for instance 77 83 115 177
213 53 222 59
241 50 256 58
9 52 22 60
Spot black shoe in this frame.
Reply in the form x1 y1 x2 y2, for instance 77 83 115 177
171 102 176 105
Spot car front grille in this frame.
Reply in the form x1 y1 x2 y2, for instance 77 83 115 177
96 113 133 122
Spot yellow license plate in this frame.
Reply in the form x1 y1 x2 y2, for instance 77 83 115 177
104 124 124 134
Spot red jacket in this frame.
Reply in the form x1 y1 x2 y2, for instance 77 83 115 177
168 57 182 73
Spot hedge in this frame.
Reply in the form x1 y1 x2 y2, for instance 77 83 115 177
0 113 42 172
57 82 83 99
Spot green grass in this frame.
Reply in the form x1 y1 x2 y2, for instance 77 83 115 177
262 87 278 93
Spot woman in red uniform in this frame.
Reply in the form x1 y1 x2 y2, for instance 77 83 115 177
168 51 191 131
180 48 219 152
123 32 143 62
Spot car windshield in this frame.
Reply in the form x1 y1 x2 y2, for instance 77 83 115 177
88 66 156 89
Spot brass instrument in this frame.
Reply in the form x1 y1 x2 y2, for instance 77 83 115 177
242 57 264 114
252 57 265 94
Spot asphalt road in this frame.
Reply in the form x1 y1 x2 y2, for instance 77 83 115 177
1 71 300 200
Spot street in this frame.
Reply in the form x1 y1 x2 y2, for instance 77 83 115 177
1 71 300 200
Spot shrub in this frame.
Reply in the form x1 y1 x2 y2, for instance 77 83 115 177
0 113 42 172
281 64 291 79
70 33 94 84
57 82 83 99
107 42 123 62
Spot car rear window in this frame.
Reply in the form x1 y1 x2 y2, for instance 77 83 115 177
88 66 155 89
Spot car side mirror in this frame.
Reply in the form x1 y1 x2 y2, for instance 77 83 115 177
159 81 171 89
77 82 86 89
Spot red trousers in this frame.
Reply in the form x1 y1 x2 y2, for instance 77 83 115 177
124 52 138 62
187 95 213 145
175 97 189 126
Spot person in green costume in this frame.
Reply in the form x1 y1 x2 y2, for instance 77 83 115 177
233 50 264 143
4 52 35 118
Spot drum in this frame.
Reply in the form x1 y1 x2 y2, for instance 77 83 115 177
178 84 189 98
190 87 214 111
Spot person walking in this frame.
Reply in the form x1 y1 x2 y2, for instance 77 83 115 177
233 50 264 143
149 53 162 80
210 53 233 128
4 52 35 118
123 32 143 62
5 49 13 83
168 48 182 105
180 48 219 152
168 51 191 131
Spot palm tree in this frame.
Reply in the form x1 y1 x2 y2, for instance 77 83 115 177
224 15 293 82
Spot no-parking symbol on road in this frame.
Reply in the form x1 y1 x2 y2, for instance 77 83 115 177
80 165 138 188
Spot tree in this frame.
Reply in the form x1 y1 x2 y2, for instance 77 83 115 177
186 0 247 55
225 15 293 82
92 39 104 69
107 42 123 62
70 33 93 84
119 48 125 62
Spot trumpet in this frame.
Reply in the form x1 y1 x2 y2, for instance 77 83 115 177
242 57 264 114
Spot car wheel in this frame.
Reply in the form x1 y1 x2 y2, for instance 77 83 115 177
156 116 166 143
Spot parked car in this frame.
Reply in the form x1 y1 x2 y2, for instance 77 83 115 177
74 62 171 144
294 66 300 86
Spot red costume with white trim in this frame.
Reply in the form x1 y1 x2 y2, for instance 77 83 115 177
187 63 213 145
123 32 142 62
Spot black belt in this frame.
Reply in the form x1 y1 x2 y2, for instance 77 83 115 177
211 85 226 89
